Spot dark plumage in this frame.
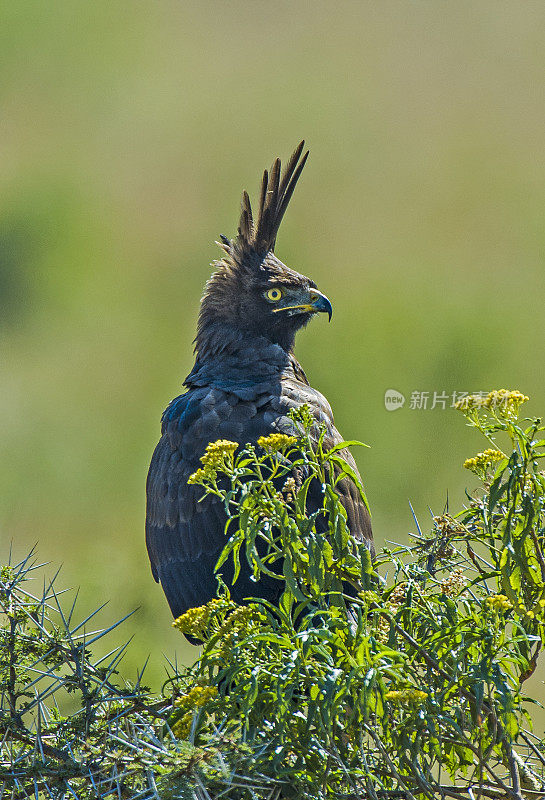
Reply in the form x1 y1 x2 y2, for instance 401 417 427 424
146 142 373 626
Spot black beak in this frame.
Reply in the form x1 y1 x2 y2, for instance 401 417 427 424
309 289 333 322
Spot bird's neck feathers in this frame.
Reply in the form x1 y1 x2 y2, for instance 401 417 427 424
194 310 298 361
187 320 295 389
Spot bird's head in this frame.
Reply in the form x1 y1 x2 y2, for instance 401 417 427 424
195 142 332 356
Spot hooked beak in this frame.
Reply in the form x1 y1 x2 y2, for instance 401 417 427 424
308 288 333 321
272 287 333 322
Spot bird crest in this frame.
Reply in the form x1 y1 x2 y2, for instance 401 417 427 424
218 141 309 268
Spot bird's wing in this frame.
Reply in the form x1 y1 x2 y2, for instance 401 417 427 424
146 386 285 618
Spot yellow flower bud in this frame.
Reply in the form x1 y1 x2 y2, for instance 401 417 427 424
385 688 428 705
257 433 297 452
464 449 504 475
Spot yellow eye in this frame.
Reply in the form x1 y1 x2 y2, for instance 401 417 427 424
266 287 283 302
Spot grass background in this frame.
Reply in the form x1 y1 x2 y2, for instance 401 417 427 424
2 2 545 690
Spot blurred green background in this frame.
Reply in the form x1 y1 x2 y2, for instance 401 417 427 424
2 1 545 689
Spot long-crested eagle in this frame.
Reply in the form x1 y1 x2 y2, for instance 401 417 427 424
146 142 373 625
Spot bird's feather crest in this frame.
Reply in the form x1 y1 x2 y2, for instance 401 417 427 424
218 141 309 268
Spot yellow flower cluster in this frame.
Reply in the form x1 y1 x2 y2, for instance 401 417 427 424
173 598 231 637
187 439 238 484
464 449 504 475
485 389 529 412
219 604 258 632
215 604 266 656
172 685 218 739
485 594 512 613
257 433 297 452
173 598 266 648
440 567 466 597
385 688 428 705
201 439 238 464
187 467 211 485
175 684 218 714
455 390 529 417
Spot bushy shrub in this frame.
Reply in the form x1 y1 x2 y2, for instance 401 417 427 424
2 391 545 799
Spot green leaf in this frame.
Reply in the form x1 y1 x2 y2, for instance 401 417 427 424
326 440 370 455
330 454 371 513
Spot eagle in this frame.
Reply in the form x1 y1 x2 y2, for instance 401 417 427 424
146 142 373 626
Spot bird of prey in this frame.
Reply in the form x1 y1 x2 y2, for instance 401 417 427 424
146 142 373 624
